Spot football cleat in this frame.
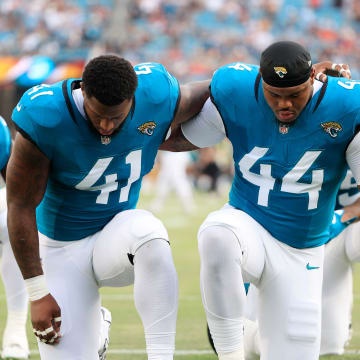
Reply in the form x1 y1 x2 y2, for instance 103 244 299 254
98 307 112 360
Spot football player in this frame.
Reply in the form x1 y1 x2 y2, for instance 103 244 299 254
1 115 112 360
162 41 360 359
6 55 210 360
207 169 360 358
0 116 29 359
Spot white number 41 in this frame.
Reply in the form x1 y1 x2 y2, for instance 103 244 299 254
75 150 142 204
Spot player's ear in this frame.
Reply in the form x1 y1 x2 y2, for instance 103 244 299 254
80 82 86 97
309 67 316 85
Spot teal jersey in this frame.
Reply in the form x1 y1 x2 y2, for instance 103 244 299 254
12 63 180 240
0 116 11 171
211 63 360 248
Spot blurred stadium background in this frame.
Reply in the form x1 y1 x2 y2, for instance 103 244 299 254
1 0 360 359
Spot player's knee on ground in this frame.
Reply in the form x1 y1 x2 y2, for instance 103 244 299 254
198 225 242 278
287 302 320 344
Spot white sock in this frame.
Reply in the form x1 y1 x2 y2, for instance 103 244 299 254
134 239 178 360
2 310 29 351
218 349 245 360
244 318 260 359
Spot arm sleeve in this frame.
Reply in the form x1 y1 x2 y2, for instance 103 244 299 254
346 131 360 185
181 98 226 148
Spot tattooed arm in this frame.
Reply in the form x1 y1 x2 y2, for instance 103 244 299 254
6 132 50 279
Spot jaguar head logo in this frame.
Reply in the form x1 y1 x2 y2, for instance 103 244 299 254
274 66 287 78
321 122 342 138
138 121 156 136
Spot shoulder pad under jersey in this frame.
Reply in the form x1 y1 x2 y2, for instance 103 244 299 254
211 63 259 101
13 82 65 129
134 63 179 105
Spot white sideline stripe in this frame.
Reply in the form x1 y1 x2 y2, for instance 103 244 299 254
28 349 360 355
101 294 200 301
0 294 200 301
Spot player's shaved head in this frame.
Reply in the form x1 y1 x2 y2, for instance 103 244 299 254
82 55 138 106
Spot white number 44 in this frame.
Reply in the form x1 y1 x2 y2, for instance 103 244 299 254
239 147 324 210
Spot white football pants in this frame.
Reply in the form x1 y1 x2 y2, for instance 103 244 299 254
198 205 324 360
242 219 360 358
37 209 178 360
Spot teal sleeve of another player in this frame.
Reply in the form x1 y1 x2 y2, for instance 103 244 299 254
12 106 53 159
0 119 11 170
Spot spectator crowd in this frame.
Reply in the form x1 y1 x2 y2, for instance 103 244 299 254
0 0 360 80
122 0 360 81
0 0 113 62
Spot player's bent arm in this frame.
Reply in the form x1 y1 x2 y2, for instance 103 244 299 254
171 79 211 128
6 132 50 280
161 97 226 151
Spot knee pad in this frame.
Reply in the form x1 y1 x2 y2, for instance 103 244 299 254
130 210 169 249
287 302 320 343
115 209 169 255
199 209 266 284
198 225 242 270
94 210 169 286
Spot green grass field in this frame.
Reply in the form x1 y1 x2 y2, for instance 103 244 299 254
1 191 360 359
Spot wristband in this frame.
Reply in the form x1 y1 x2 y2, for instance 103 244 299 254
25 275 50 301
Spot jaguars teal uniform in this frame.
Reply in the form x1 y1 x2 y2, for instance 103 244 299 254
12 63 180 241
211 64 360 248
0 117 11 171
